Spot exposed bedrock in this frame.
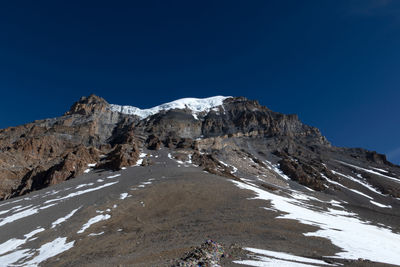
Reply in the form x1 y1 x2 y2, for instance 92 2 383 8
0 94 399 199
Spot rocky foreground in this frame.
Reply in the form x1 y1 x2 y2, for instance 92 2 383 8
0 95 400 266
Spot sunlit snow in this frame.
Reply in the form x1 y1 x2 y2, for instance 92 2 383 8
0 228 44 255
51 207 81 229
77 214 111 234
233 180 400 265
22 237 74 266
119 193 128 200
109 96 230 119
234 247 335 266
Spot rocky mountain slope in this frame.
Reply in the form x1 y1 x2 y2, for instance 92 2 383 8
0 95 400 266
1 94 398 200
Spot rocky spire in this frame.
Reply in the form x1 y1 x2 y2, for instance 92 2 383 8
65 94 109 116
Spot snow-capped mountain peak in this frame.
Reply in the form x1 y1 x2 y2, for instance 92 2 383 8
109 96 231 119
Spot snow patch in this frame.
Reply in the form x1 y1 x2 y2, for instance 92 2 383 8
338 161 400 184
234 247 335 266
75 183 94 189
119 193 129 200
347 188 373 200
331 170 384 196
232 180 400 265
0 205 23 216
219 160 238 173
109 96 230 119
44 181 118 204
88 231 104 236
51 207 81 229
370 167 389 173
0 248 32 266
22 237 74 266
323 174 373 199
370 200 392 209
0 227 44 255
107 174 121 179
77 214 111 234
0 207 41 227
264 160 291 181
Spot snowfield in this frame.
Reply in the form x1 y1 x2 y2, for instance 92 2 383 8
233 180 400 266
234 247 335 266
109 96 230 119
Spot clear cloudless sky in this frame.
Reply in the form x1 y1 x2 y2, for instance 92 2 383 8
0 0 399 164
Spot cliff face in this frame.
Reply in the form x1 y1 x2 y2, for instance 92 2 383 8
0 95 139 199
0 94 399 200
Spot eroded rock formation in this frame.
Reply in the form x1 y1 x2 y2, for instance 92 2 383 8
0 94 399 200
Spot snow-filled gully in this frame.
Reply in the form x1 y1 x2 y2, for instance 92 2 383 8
232 180 400 266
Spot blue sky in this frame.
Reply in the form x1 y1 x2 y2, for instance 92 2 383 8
0 0 399 164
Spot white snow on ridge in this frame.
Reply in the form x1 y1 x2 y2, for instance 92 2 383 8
109 96 231 119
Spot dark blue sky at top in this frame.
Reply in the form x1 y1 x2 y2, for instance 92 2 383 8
0 0 399 164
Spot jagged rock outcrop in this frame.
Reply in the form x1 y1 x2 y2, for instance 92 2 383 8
0 94 399 200
173 240 225 266
279 158 326 191
65 94 109 116
0 95 139 199
96 144 139 171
